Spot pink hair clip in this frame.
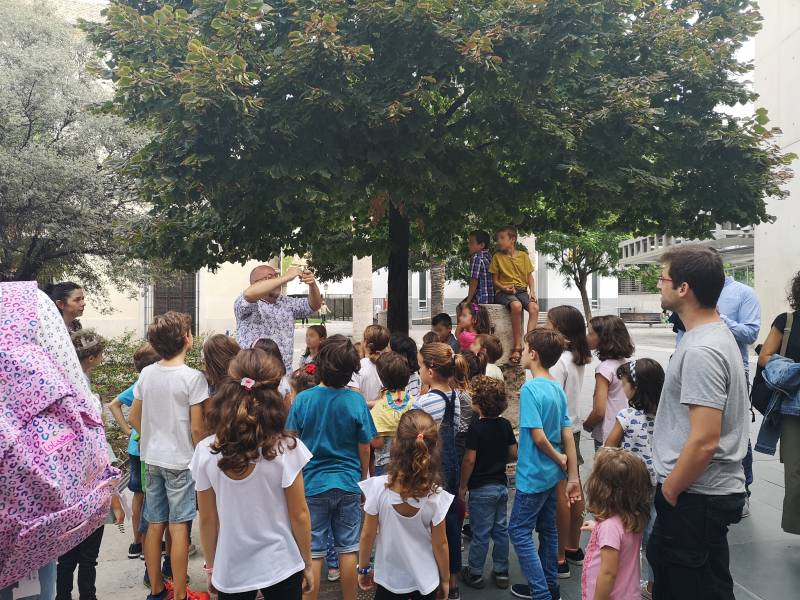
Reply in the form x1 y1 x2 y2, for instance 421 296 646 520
240 377 255 390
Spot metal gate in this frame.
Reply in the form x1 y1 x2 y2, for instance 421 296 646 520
152 272 198 334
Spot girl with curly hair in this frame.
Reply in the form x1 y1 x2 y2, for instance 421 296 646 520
581 448 652 600
191 348 314 599
357 410 453 600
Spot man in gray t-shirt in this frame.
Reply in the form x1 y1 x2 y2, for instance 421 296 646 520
647 245 748 600
654 321 749 494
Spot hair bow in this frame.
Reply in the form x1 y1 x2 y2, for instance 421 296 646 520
628 361 638 386
240 377 255 391
304 363 317 375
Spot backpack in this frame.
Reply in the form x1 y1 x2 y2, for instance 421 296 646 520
0 281 119 588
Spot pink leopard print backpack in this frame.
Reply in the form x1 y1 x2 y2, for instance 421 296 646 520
0 281 119 588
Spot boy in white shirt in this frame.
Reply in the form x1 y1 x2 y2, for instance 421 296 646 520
130 311 209 600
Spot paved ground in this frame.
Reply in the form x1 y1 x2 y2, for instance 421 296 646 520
94 325 800 600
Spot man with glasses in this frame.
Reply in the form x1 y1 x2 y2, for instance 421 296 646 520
234 264 322 372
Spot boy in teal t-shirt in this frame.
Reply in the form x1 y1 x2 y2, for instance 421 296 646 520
286 335 377 600
508 329 581 600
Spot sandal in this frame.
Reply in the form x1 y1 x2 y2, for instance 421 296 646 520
509 348 523 365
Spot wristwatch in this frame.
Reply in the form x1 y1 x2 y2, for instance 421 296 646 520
356 565 373 576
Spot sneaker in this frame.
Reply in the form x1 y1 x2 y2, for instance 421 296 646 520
549 585 562 600
460 568 484 589
448 586 460 600
641 583 653 600
510 584 532 600
181 586 210 600
741 497 751 519
327 568 340 582
462 523 473 539
146 580 173 600
129 543 143 559
565 547 585 565
188 544 198 557
557 561 571 579
492 571 510 589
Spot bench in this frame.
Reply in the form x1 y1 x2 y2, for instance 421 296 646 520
620 312 663 327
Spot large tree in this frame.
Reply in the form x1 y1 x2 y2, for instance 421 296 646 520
85 0 792 333
0 1 150 296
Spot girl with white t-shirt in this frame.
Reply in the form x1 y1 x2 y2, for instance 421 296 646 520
604 358 665 599
191 348 314 600
583 316 635 448
357 410 453 600
350 324 391 406
546 305 593 579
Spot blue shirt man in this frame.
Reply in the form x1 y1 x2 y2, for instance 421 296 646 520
676 276 760 375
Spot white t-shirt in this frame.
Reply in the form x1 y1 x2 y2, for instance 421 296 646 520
359 476 453 595
135 363 209 469
190 436 311 593
349 358 383 404
485 363 504 383
616 407 656 485
550 351 586 432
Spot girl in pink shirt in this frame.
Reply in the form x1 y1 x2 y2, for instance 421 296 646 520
456 302 490 351
581 448 652 600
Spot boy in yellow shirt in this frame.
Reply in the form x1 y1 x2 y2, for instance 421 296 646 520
489 226 539 365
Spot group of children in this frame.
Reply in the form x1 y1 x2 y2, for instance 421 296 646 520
54 224 671 600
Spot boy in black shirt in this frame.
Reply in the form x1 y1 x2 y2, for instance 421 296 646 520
459 376 518 590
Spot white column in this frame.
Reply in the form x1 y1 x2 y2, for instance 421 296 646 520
352 255 373 339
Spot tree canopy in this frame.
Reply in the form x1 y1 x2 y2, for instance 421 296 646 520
85 0 793 331
0 1 151 298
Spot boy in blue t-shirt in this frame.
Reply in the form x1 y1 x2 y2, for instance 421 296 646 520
509 329 581 600
107 343 160 560
286 334 377 600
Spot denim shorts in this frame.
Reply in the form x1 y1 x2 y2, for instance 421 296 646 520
128 454 143 493
494 289 532 311
143 464 196 524
306 489 362 559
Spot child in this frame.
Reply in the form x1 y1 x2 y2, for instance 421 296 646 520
546 305 592 579
458 376 517 590
390 332 421 397
129 312 210 600
464 229 494 306
470 334 504 383
581 448 652 600
415 342 469 599
350 324 391 406
489 226 539 365
192 348 314 599
605 359 665 599
509 328 581 600
422 331 439 345
202 334 240 395
370 352 415 476
109 343 162 560
453 349 487 461
357 410 453 600
252 337 291 398
301 324 327 366
57 330 124 600
582 316 635 448
456 302 491 352
286 335 377 600
287 363 318 405
432 313 460 354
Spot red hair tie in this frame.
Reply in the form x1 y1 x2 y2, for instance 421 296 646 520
304 363 317 375
416 433 424 441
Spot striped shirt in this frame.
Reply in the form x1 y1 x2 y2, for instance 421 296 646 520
414 389 461 425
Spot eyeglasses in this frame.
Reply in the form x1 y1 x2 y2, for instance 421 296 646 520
657 276 673 284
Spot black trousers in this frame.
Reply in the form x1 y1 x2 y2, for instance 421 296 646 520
646 484 745 600
374 585 437 600
217 570 303 600
56 525 105 600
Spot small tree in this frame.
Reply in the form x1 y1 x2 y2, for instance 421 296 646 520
538 229 632 320
0 2 150 297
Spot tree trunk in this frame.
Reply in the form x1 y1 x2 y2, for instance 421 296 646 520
387 200 410 334
430 260 446 317
577 275 593 320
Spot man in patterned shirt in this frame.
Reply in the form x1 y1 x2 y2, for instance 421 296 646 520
464 229 494 306
234 264 322 371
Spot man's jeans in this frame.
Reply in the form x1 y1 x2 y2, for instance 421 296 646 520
509 487 559 600
467 484 510 576
647 484 745 600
